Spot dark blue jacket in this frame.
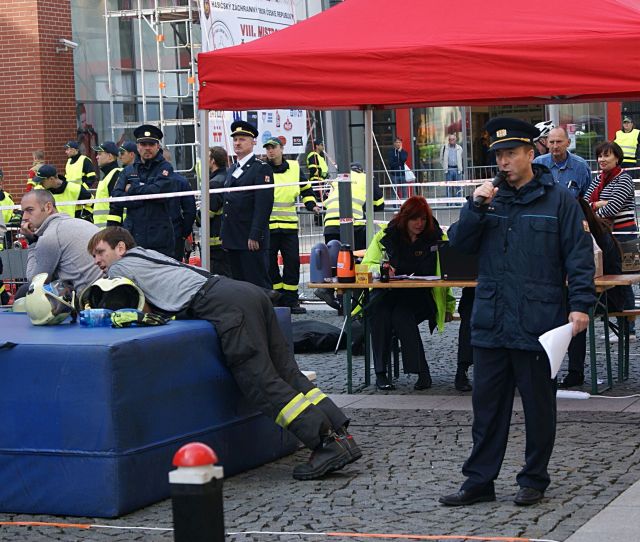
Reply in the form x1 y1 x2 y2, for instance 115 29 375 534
448 165 596 351
388 147 408 172
168 174 196 238
221 155 274 250
112 150 175 257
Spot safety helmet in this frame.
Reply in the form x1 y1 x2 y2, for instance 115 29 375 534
534 120 555 142
25 273 76 326
12 297 27 313
79 277 145 311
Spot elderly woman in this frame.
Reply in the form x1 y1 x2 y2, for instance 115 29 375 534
585 140 638 339
361 196 455 391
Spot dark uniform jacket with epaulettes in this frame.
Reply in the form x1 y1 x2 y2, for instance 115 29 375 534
221 155 274 250
112 150 175 257
448 165 596 352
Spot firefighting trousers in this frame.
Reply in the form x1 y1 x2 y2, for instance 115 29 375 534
188 276 349 450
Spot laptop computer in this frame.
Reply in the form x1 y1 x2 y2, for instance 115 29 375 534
437 240 478 280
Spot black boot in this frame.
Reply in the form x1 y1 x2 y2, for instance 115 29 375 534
314 289 341 311
559 370 584 388
454 367 472 392
292 432 355 480
414 365 432 390
335 426 363 462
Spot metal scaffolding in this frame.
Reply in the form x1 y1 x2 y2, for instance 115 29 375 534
103 0 200 175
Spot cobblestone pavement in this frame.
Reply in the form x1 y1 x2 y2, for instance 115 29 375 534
1 307 639 541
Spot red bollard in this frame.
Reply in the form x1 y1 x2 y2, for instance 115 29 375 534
169 442 225 542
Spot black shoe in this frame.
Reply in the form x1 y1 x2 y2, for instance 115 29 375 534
414 372 432 390
314 289 341 311
375 373 394 391
514 487 544 506
559 371 584 389
292 433 353 480
335 427 363 462
439 487 496 506
289 304 307 315
454 369 472 392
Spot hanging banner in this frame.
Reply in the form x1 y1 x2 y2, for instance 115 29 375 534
199 0 306 156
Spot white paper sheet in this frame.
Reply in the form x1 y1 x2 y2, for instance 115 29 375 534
538 323 574 379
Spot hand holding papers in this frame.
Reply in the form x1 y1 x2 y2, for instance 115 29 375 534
538 323 573 379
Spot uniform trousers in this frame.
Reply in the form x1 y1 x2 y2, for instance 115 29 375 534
457 287 475 371
210 245 231 277
188 276 348 450
268 230 301 304
368 289 435 375
462 347 556 493
227 249 272 289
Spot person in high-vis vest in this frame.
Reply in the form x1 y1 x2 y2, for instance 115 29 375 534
91 141 124 229
0 168 16 226
614 116 640 174
315 162 385 311
32 164 93 221
88 226 362 481
118 141 138 167
322 161 384 250
307 138 329 184
26 150 45 192
64 141 97 188
264 138 319 314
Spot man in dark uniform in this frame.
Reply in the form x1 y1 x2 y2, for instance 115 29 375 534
111 124 176 258
221 120 274 289
441 118 595 507
88 226 362 480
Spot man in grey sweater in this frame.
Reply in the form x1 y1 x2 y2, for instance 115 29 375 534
20 190 103 296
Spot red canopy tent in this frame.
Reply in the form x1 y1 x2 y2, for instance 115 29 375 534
198 0 640 111
196 0 640 263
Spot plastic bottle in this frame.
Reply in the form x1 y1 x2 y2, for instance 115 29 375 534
79 308 114 327
380 250 390 283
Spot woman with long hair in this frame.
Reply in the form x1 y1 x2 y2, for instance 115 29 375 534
585 141 638 339
361 196 455 391
559 199 625 388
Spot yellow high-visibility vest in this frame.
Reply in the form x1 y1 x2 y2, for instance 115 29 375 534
93 167 123 228
35 182 82 218
270 161 303 230
615 129 640 165
323 171 367 228
65 155 93 184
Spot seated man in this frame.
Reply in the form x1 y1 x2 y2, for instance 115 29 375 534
16 190 103 299
87 227 362 481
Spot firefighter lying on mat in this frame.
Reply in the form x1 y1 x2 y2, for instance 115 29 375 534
86 226 361 480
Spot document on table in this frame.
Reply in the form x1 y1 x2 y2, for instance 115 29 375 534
538 323 573 379
390 275 441 281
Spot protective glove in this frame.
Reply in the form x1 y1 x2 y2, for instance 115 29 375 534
111 308 170 328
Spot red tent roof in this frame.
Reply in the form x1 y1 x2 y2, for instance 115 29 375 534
198 0 640 110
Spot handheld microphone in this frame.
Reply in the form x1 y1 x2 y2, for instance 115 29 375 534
473 171 507 208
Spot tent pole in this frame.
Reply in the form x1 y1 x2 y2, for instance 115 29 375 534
365 107 374 245
199 109 211 271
